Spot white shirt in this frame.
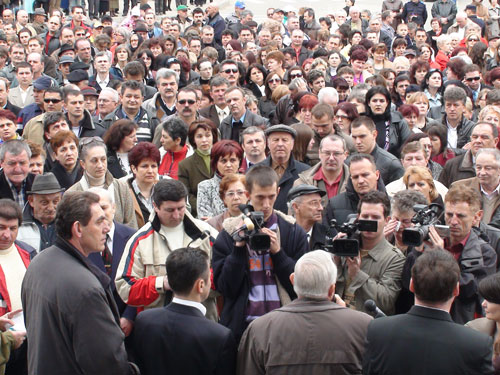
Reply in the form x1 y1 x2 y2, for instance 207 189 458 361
481 181 500 200
19 86 30 105
106 222 115 255
172 297 207 315
96 74 110 88
161 223 184 250
446 120 458 149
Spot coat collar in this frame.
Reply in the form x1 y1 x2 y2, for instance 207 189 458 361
407 304 453 322
278 297 346 313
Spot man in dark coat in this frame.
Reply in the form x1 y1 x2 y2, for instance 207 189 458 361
255 125 310 214
21 192 139 375
134 247 236 375
363 249 494 375
213 165 309 342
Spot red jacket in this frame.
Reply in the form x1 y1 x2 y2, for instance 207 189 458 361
0 242 34 315
158 145 189 179
432 50 449 71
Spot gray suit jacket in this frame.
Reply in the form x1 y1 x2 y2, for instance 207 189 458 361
219 110 269 142
8 86 34 108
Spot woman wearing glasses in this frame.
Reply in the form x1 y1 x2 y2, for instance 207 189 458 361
258 71 283 119
207 174 248 232
197 140 243 220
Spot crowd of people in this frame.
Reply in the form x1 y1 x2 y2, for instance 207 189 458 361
0 0 500 373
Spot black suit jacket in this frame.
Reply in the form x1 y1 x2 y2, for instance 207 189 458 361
363 305 494 375
134 302 237 375
199 104 221 127
88 222 137 321
0 170 35 201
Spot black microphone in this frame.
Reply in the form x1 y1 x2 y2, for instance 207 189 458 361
364 299 386 319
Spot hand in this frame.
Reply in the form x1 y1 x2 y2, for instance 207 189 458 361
462 142 472 150
384 219 399 240
120 318 134 337
261 228 280 254
346 255 361 279
333 294 346 307
163 276 171 291
0 317 14 332
10 330 26 349
428 225 445 249
3 309 22 320
441 17 448 24
200 216 210 221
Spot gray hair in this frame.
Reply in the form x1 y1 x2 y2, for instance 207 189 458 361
319 134 346 152
391 190 428 215
288 77 307 91
88 187 115 204
0 140 31 161
100 87 119 102
80 138 107 162
156 68 179 84
318 87 339 104
241 9 253 18
443 86 467 104
241 126 266 142
115 27 131 42
436 34 450 49
293 250 337 299
476 148 500 165
95 51 110 61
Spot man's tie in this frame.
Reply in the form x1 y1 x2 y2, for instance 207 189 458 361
102 235 112 277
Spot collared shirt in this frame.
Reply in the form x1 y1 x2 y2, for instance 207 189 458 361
172 297 207 316
96 74 110 89
132 179 154 214
19 86 30 105
445 232 470 261
446 119 458 149
216 104 229 124
106 222 115 255
481 182 500 200
231 111 246 126
271 159 289 180
7 178 26 208
313 167 342 198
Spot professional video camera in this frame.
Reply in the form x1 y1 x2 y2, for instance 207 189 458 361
324 214 378 257
230 204 270 254
402 203 449 247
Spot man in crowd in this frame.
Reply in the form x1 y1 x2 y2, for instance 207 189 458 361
134 248 236 375
115 179 218 319
64 89 106 139
8 62 34 109
17 173 63 253
88 52 121 93
143 68 178 123
239 126 266 172
440 122 498 187
199 76 230 128
213 165 309 341
363 249 494 374
22 192 139 375
17 76 55 130
93 87 119 125
350 116 404 185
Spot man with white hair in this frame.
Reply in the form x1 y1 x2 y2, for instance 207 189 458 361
447 11 471 38
347 6 368 32
94 87 120 125
237 250 372 374
318 87 339 107
332 10 347 33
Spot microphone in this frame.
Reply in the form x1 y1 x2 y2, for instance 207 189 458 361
364 299 386 319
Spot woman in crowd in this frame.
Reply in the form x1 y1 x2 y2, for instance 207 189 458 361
407 92 432 130
136 49 155 86
294 93 319 128
178 120 219 218
446 57 466 82
334 102 359 134
410 60 430 86
110 44 131 80
380 68 397 91
125 142 161 228
49 130 83 190
128 33 143 55
245 63 267 99
103 119 138 179
422 69 443 109
427 123 456 166
258 71 283 118
372 43 394 74
399 104 422 133
207 174 248 232
290 123 314 163
418 43 434 64
365 85 411 157
467 273 500 373
403 166 444 204
197 140 243 219
327 50 343 78
427 18 442 53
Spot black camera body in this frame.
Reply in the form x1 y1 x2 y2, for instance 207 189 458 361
231 204 270 254
324 214 378 257
402 203 448 247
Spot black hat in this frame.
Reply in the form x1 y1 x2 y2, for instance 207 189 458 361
134 23 148 33
58 43 75 57
265 124 297 139
287 184 326 202
67 69 89 83
27 173 64 195
69 61 90 72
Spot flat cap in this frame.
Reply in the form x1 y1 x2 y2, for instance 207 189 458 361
69 61 90 72
287 184 326 202
59 55 74 65
33 76 53 90
81 86 98 97
67 69 89 83
265 124 297 139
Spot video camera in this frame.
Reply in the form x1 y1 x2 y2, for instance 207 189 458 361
230 204 270 254
402 204 448 247
324 214 378 257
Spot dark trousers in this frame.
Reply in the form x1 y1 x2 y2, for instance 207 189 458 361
123 0 138 15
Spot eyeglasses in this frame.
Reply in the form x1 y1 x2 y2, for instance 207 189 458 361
178 99 196 105
268 78 281 83
466 76 481 82
290 73 303 79
468 38 479 42
44 98 62 103
223 68 238 74
320 150 345 158
225 190 246 198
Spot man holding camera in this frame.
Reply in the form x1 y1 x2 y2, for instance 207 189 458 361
335 191 405 315
212 165 309 341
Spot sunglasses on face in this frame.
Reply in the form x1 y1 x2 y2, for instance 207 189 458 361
44 98 62 103
223 68 238 74
466 76 481 81
290 73 303 79
178 99 196 105
269 78 281 83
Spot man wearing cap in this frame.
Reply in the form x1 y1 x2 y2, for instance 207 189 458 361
22 87 64 146
80 86 98 116
56 55 74 86
17 76 56 131
206 4 225 45
225 1 246 31
255 125 310 214
288 185 330 250
88 52 122 94
17 173 63 253
67 69 89 89
220 87 268 142
29 8 47 34
175 6 192 34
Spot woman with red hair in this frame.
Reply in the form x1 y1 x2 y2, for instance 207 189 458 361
0 110 20 143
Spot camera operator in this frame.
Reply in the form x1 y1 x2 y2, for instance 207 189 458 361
335 191 405 315
325 153 387 225
287 184 330 250
212 165 309 341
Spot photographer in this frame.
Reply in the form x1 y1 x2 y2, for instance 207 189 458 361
212 165 309 341
335 191 405 315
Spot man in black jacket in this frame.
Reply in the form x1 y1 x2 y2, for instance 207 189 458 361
363 249 494 375
134 247 236 375
213 165 308 341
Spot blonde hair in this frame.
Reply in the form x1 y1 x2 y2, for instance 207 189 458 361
403 166 438 202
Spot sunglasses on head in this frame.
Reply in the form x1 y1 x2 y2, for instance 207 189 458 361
223 68 238 74
178 99 196 105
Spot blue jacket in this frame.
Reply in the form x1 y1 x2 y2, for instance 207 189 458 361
17 103 42 130
402 1 428 26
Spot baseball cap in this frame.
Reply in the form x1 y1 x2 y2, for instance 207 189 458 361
235 1 245 9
